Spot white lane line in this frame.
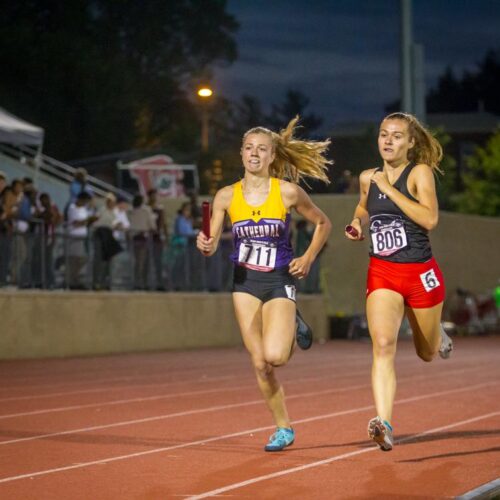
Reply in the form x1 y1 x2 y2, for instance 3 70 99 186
0 379 372 446
0 366 489 445
0 351 493 402
0 370 366 420
0 375 237 403
0 352 436 395
0 363 488 420
187 411 500 499
0 381 494 484
0 357 251 385
0 362 369 408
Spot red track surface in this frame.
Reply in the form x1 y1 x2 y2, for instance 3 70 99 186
0 337 498 499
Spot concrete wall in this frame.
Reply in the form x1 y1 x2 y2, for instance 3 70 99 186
0 291 327 359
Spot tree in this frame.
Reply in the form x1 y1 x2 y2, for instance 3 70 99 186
0 1 238 159
452 130 500 216
433 129 458 211
266 89 323 135
427 49 500 114
386 49 500 114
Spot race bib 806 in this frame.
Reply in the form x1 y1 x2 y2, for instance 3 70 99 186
370 215 408 257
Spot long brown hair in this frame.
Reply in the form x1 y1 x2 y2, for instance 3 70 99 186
384 112 443 173
243 116 331 184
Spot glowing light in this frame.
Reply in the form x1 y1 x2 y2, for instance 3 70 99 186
197 87 213 98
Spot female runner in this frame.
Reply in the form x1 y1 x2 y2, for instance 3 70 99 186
345 112 453 451
197 117 331 451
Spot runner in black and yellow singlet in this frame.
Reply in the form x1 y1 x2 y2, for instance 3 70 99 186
228 177 299 303
197 117 331 452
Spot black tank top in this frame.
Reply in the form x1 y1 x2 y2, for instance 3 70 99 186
366 163 432 263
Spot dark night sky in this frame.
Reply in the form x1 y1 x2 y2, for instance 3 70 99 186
213 0 500 131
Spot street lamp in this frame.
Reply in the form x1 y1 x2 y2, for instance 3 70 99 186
197 86 213 152
197 87 213 98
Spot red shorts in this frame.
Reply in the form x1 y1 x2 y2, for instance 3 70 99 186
367 256 445 308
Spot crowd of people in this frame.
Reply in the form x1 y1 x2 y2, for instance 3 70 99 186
0 173 62 288
0 167 322 292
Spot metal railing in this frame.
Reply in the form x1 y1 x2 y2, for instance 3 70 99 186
0 223 234 292
0 143 132 201
0 223 323 293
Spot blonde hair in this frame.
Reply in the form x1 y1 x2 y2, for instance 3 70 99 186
384 112 443 173
243 116 331 184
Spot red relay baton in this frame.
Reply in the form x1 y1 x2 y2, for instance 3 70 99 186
345 224 365 240
202 201 211 238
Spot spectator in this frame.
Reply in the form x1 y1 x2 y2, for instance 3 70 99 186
15 182 38 288
128 194 155 290
0 179 23 285
0 172 11 286
173 202 197 243
188 190 202 228
113 196 131 244
92 193 123 290
0 171 7 195
66 168 94 218
336 169 356 194
66 191 96 289
147 188 168 291
22 177 35 193
171 201 198 290
33 193 62 288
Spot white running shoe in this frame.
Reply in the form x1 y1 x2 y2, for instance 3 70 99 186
368 416 394 451
439 326 453 359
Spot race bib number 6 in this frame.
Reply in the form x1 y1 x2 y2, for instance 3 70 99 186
238 242 277 271
420 269 440 292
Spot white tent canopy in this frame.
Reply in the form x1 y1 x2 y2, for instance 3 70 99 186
0 107 44 148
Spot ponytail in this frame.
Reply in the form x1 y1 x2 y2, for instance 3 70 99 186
243 116 331 184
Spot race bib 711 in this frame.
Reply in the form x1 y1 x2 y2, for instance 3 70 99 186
238 241 277 271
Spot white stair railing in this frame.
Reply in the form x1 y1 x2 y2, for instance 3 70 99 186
0 143 133 201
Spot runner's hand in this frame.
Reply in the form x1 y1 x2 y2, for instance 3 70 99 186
197 231 214 255
371 171 391 195
345 218 364 241
289 256 312 279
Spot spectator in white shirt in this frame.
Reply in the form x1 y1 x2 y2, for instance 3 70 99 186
66 191 96 289
128 194 155 290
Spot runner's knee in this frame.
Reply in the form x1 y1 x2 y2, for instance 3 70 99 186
253 359 272 379
263 348 289 368
372 334 397 358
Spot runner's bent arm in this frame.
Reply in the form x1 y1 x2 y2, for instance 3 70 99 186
281 182 331 278
346 169 373 240
196 186 232 256
370 164 439 230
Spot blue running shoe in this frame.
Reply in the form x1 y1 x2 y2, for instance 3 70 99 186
264 427 295 452
296 309 313 350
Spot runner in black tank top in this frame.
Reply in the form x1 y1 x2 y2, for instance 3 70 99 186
344 112 453 452
367 162 431 263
